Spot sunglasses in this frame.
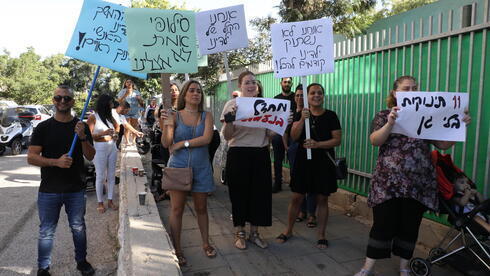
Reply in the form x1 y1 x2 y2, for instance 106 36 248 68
53 95 73 102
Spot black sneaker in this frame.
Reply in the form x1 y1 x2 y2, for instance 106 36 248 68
37 267 51 276
76 260 95 276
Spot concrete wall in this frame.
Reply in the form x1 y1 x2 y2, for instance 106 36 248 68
117 146 181 276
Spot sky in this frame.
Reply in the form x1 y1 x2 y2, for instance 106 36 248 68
0 0 280 58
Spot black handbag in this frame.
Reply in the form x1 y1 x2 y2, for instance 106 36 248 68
326 152 348 180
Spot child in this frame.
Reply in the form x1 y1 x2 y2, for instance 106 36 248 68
451 173 490 233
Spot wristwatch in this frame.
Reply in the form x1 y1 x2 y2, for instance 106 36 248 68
184 140 190 148
79 136 87 142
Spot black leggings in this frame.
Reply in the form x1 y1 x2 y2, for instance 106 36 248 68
367 198 427 260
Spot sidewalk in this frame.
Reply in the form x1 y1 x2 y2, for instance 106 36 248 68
0 153 119 276
155 183 463 276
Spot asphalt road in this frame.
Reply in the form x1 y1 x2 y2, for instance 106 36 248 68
0 150 118 275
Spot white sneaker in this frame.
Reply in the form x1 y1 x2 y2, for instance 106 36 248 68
354 269 376 276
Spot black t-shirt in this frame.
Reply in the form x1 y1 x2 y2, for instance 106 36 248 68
274 92 296 112
293 109 341 157
30 117 93 193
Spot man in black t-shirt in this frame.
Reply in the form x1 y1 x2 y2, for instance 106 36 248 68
272 77 295 193
28 85 96 276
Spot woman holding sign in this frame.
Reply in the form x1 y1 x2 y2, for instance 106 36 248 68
355 76 471 276
276 83 341 249
160 80 216 266
221 71 274 250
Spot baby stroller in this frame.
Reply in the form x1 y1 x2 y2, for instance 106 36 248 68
409 151 490 276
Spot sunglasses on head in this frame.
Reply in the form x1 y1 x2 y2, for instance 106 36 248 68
53 95 73 102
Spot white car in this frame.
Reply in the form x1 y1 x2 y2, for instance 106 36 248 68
19 105 52 128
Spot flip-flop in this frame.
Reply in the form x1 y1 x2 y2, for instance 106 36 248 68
276 233 291 243
97 206 105 214
317 239 329 249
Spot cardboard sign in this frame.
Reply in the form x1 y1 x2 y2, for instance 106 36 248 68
392 92 468 141
66 0 146 79
271 18 334 78
125 8 198 73
235 97 291 135
196 5 248 55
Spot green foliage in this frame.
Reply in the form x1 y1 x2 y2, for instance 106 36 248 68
278 0 377 38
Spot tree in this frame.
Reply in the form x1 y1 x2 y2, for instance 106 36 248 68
278 0 377 37
375 0 437 19
0 48 68 105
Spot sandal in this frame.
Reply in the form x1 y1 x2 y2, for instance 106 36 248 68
307 216 317 228
97 205 105 214
175 252 187 266
234 231 247 250
108 202 118 211
316 239 329 249
295 212 306 222
203 245 217 258
275 233 291 244
249 232 268 249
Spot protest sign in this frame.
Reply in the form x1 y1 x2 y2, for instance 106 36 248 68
66 0 146 79
234 97 291 135
392 92 468 141
196 5 248 55
125 8 197 73
271 18 334 78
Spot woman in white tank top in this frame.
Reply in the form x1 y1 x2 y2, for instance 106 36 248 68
87 94 119 213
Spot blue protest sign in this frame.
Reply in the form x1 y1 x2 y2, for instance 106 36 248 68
66 0 147 79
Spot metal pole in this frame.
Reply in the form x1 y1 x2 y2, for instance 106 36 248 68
68 66 101 157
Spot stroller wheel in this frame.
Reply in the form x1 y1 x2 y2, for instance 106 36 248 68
428 247 447 265
410 257 431 276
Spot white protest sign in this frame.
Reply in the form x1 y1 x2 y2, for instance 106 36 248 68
196 5 248 55
392 92 468 141
235 97 291 135
271 18 334 78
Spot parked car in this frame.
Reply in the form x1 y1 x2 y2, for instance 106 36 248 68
0 107 34 155
19 105 52 128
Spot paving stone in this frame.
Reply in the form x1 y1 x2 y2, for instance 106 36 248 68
183 265 234 276
281 252 352 276
224 250 290 275
178 245 228 274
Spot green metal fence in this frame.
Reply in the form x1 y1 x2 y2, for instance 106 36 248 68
211 0 490 223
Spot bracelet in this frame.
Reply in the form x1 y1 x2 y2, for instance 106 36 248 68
79 136 87 142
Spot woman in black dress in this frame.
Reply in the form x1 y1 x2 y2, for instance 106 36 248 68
276 83 342 249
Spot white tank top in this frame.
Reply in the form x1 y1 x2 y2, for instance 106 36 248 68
93 112 114 135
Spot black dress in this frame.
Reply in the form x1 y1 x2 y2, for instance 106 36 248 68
290 109 341 196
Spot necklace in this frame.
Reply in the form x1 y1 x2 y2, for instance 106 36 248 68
184 108 198 113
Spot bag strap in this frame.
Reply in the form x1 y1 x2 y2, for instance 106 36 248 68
325 151 336 166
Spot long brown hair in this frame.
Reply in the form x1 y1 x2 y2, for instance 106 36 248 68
386 76 417 108
176 80 204 111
